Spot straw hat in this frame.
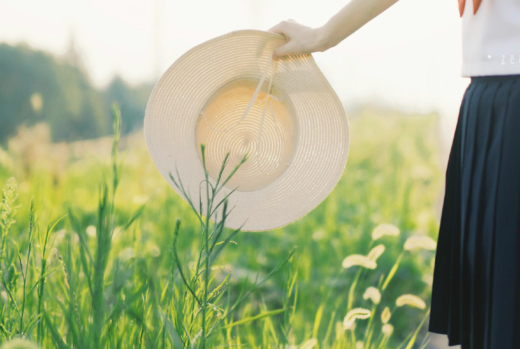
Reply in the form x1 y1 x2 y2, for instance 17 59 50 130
144 30 349 232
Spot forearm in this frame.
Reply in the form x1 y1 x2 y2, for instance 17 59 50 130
315 0 400 51
268 0 400 58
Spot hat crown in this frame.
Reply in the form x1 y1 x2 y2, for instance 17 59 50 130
196 74 298 191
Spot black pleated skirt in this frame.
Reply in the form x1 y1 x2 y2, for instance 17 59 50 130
428 74 520 348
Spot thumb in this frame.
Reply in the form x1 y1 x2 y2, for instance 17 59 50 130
273 41 296 60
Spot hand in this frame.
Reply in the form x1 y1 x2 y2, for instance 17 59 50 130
268 20 328 60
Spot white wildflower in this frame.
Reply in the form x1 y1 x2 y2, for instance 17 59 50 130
343 308 372 330
367 244 385 262
342 244 385 270
404 235 436 251
342 255 377 269
395 294 426 309
372 224 400 240
382 323 394 337
381 307 391 324
363 287 381 304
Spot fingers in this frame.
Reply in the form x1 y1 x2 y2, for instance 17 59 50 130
268 21 290 60
268 21 286 35
268 19 298 36
273 41 296 60
267 20 300 60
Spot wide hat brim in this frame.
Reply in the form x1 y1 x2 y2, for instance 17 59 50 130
144 30 349 232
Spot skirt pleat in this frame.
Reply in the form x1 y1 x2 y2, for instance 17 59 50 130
428 75 520 349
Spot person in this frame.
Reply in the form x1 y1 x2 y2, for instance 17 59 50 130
269 0 520 348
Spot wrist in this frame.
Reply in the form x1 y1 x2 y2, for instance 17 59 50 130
312 25 334 52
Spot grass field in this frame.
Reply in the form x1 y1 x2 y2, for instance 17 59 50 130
0 105 444 348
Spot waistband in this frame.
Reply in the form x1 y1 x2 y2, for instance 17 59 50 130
471 74 520 83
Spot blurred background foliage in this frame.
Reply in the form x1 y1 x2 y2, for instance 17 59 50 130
0 43 151 144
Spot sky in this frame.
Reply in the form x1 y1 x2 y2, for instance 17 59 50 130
0 0 469 145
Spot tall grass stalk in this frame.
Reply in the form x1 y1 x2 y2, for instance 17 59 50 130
168 143 293 348
36 215 64 344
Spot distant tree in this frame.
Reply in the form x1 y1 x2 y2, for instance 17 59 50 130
0 43 151 144
103 76 152 134
0 44 53 142
0 43 109 143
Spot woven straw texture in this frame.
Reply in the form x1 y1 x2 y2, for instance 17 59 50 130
144 30 349 231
